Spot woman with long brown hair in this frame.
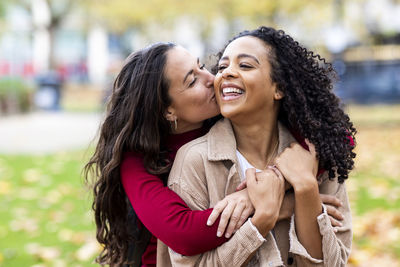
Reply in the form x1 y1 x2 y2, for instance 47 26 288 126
85 41 344 267
84 42 260 266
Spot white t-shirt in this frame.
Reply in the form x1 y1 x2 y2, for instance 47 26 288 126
236 150 262 181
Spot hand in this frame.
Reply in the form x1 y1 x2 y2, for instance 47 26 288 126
278 192 345 225
236 179 247 191
236 174 291 192
247 167 285 236
274 139 318 192
320 194 344 229
207 189 254 238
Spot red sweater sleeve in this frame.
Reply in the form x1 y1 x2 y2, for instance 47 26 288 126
120 152 228 256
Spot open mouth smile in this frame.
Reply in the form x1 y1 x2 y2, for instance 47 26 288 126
221 86 245 101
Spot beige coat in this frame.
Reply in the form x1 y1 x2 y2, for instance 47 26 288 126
157 118 352 267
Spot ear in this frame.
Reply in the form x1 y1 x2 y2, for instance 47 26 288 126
165 106 177 122
274 86 285 100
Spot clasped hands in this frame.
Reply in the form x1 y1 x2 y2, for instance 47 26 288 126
207 140 343 238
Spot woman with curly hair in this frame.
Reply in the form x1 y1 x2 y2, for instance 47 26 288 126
162 26 356 266
85 41 345 267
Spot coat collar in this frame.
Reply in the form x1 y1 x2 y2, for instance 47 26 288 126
207 118 297 163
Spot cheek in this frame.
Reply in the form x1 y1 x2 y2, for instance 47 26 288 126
178 90 208 114
189 90 218 117
214 74 221 92
249 74 273 96
193 91 210 109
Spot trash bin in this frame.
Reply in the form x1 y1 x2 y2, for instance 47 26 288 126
34 72 62 110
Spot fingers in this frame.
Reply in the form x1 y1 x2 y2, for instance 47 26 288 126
245 168 257 186
236 179 247 191
305 138 316 156
326 205 344 221
329 216 343 229
224 202 245 238
320 194 343 207
235 206 253 230
268 165 284 182
207 199 228 226
216 201 235 237
321 194 344 225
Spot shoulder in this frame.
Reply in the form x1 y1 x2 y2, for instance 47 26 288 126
176 135 209 162
170 135 209 179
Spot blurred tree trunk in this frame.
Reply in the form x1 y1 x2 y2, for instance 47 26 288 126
45 0 74 70
7 0 75 70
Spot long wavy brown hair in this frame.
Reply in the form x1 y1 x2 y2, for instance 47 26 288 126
84 42 176 266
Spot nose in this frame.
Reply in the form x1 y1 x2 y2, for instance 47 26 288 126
221 65 237 79
205 71 215 88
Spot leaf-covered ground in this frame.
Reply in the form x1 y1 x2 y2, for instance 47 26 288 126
0 105 399 266
0 151 100 267
346 105 400 267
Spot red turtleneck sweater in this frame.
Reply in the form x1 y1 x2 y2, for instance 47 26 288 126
121 127 228 267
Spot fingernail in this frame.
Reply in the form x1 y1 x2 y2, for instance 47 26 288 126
333 228 338 233
207 220 211 226
225 233 231 238
217 231 222 237
339 222 343 227
340 201 343 206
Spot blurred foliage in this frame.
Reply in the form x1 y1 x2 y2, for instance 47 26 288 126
0 78 33 96
86 0 334 34
0 78 34 114
0 105 399 266
0 1 5 18
0 0 337 36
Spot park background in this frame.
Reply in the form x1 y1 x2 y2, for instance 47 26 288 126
0 0 399 266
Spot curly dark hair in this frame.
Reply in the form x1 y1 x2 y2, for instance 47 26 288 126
212 26 356 183
84 42 176 266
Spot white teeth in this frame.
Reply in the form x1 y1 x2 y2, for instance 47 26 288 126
222 87 244 94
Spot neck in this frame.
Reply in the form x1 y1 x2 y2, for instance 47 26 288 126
172 121 203 134
232 116 279 170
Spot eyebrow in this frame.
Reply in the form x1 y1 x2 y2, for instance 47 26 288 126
183 58 200 84
219 53 260 64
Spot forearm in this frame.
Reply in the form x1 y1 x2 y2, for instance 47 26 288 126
168 219 265 266
121 154 228 255
293 178 323 260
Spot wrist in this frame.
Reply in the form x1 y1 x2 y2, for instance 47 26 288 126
251 211 277 236
293 175 318 194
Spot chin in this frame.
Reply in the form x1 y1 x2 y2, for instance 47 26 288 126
220 107 239 119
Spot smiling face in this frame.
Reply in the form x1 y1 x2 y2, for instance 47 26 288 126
165 46 220 133
214 36 283 124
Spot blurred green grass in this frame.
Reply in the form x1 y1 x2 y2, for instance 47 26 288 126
0 151 99 267
0 105 399 266
345 105 400 266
